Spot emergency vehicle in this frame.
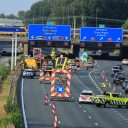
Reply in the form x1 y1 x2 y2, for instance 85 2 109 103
93 92 128 108
79 90 93 104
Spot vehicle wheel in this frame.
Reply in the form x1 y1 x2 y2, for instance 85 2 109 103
125 90 128 94
96 104 101 107
118 105 122 108
104 102 110 108
126 102 128 108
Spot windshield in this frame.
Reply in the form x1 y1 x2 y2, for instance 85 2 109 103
81 93 92 96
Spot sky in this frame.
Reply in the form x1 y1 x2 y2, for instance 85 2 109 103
0 0 40 15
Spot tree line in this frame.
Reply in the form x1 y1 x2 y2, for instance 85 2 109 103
1 0 128 28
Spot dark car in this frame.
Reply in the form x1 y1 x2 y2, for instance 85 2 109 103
114 75 125 85
111 69 120 78
1 48 22 56
116 64 123 70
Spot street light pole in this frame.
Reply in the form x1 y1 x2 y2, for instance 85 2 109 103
11 33 14 70
14 33 17 66
96 9 98 27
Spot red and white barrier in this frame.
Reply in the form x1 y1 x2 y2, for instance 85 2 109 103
53 115 60 128
44 93 48 105
52 103 56 115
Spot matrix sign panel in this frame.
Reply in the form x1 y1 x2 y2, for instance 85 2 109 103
80 27 123 43
28 24 71 41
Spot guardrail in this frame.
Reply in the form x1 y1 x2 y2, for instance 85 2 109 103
9 63 22 103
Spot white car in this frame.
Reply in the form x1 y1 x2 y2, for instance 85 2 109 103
69 63 77 71
122 59 128 65
79 90 93 104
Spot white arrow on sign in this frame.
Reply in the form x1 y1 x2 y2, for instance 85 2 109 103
31 35 34 39
117 37 120 41
65 36 68 40
100 37 103 40
58 87 62 92
48 36 51 39
83 36 86 40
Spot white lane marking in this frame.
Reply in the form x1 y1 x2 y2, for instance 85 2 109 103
79 105 82 108
89 67 103 93
94 123 98 126
21 78 28 128
84 110 86 112
89 116 92 119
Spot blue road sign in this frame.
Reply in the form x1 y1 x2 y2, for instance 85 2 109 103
28 24 71 41
80 27 123 43
56 85 64 94
0 27 25 32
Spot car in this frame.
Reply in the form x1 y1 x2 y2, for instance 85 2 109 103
86 62 94 68
122 59 128 65
113 72 125 83
116 64 123 70
111 69 121 78
79 90 93 104
1 48 22 56
113 75 125 85
112 66 121 72
101 51 109 57
124 84 128 94
122 80 128 89
69 63 77 71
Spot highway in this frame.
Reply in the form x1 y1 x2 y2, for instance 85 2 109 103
21 60 128 128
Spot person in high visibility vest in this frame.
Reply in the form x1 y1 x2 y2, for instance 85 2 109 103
101 83 106 88
50 51 56 58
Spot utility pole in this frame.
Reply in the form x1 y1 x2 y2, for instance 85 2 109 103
63 8 64 24
14 33 17 66
96 9 98 27
81 16 84 27
73 16 76 39
11 33 14 70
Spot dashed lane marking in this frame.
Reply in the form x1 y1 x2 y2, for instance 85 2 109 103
89 116 92 119
94 123 98 126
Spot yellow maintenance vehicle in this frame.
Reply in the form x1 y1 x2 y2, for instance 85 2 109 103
92 92 128 108
22 57 37 78
50 55 71 101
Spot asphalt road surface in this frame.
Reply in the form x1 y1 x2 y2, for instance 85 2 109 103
21 60 128 128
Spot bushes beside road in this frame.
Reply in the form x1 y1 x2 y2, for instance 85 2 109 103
0 55 23 128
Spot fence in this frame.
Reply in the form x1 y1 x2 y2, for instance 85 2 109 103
9 63 22 103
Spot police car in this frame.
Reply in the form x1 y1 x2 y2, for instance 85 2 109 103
79 90 93 104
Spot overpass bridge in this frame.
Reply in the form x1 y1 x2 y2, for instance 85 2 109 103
0 28 128 58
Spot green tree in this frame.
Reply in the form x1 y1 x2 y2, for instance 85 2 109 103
122 19 128 28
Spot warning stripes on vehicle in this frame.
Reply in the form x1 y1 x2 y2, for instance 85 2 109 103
93 97 126 105
50 69 71 98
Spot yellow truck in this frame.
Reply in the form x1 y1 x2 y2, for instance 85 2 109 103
22 58 37 78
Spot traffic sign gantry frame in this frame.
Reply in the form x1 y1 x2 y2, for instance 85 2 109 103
80 27 123 43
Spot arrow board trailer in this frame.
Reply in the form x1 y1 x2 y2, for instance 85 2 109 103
50 69 71 101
